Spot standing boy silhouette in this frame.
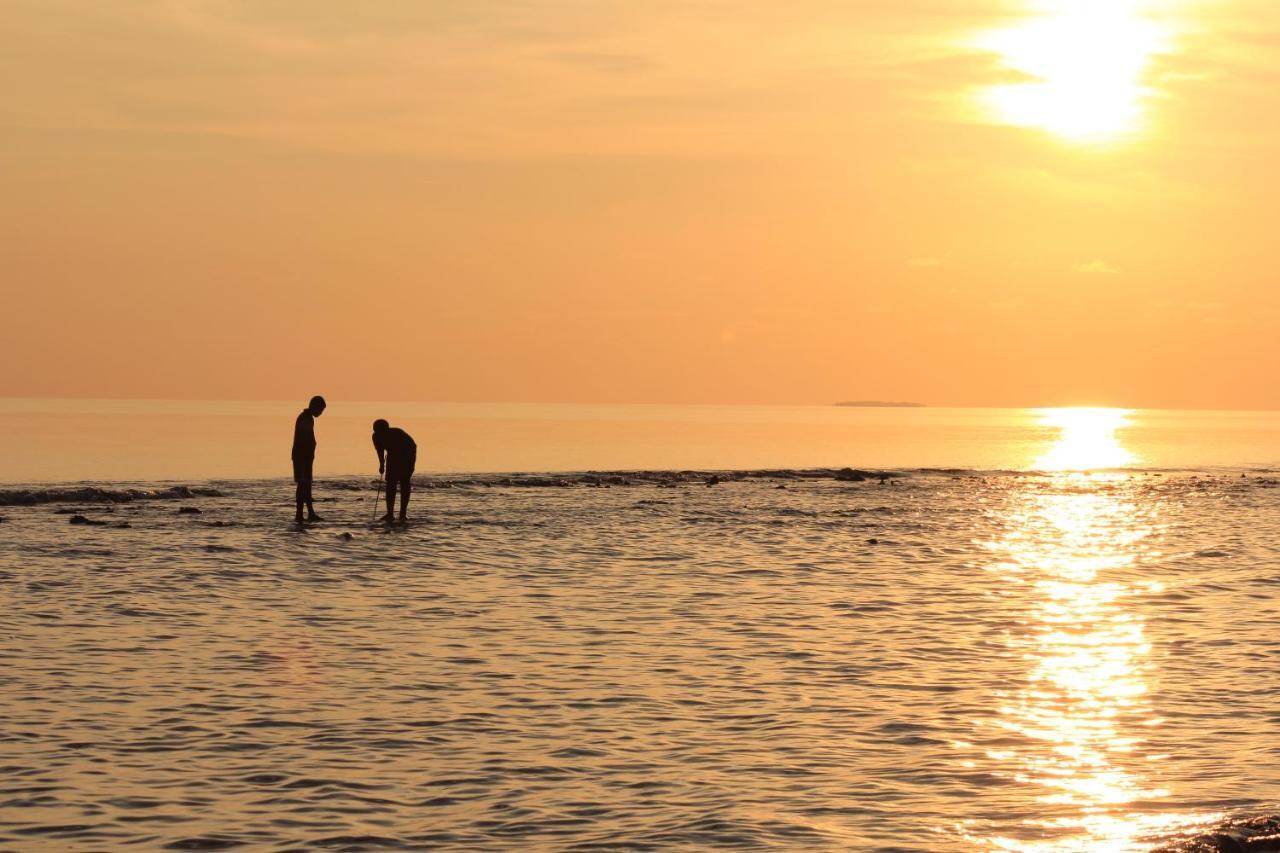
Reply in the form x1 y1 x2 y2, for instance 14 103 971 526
292 395 326 522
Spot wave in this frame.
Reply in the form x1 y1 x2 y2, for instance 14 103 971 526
322 469 908 491
0 485 224 507
319 467 1276 490
1154 812 1280 851
4 468 1273 497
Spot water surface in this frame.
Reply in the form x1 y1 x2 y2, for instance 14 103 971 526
1 400 1277 482
2 405 1277 850
2 465 1278 850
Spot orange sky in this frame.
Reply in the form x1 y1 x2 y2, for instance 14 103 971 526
3 0 1278 408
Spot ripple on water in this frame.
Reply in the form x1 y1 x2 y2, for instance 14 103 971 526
2 474 1280 850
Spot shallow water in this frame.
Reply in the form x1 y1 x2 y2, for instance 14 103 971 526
2 470 1278 851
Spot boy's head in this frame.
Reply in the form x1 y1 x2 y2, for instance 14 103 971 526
372 418 390 435
308 395 327 417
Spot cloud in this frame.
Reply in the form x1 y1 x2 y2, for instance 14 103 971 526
1074 260 1120 275
545 50 653 75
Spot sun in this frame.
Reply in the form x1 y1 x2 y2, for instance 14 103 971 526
977 0 1170 142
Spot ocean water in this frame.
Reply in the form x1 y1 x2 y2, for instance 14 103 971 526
2 405 1279 851
1 399 1278 482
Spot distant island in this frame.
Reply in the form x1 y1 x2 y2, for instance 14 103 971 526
834 401 926 408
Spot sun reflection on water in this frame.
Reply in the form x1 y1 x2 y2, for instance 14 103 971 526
974 421 1213 849
1034 408 1136 471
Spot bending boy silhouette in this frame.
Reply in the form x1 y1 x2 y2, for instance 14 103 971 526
372 419 417 523
292 395 326 522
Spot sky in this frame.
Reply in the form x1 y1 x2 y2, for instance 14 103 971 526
3 0 1279 409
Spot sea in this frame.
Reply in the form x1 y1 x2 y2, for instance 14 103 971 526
1 400 1278 851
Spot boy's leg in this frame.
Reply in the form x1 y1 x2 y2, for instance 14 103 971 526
305 482 322 520
295 457 320 521
385 475 397 520
398 473 411 521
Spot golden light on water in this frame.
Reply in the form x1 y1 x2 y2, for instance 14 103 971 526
977 1 1170 141
986 485 1165 850
975 421 1216 850
1034 408 1136 471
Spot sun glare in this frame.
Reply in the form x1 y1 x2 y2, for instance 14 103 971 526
1035 408 1136 471
977 0 1169 142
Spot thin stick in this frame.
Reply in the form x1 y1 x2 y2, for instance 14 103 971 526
371 476 383 524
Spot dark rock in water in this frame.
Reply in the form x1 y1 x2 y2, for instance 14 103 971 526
579 474 632 487
867 537 879 545
494 476 571 488
178 507 202 515
775 484 787 490
69 514 106 526
705 475 721 487
835 468 869 482
337 532 354 541
115 522 132 529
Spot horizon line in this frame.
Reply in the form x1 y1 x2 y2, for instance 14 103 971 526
1 394 1279 414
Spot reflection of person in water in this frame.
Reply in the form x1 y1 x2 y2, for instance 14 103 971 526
372 419 417 524
292 396 326 523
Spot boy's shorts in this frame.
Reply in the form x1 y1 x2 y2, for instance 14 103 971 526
385 454 416 486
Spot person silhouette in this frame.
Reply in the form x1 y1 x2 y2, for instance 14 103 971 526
292 396 326 523
372 419 417 524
